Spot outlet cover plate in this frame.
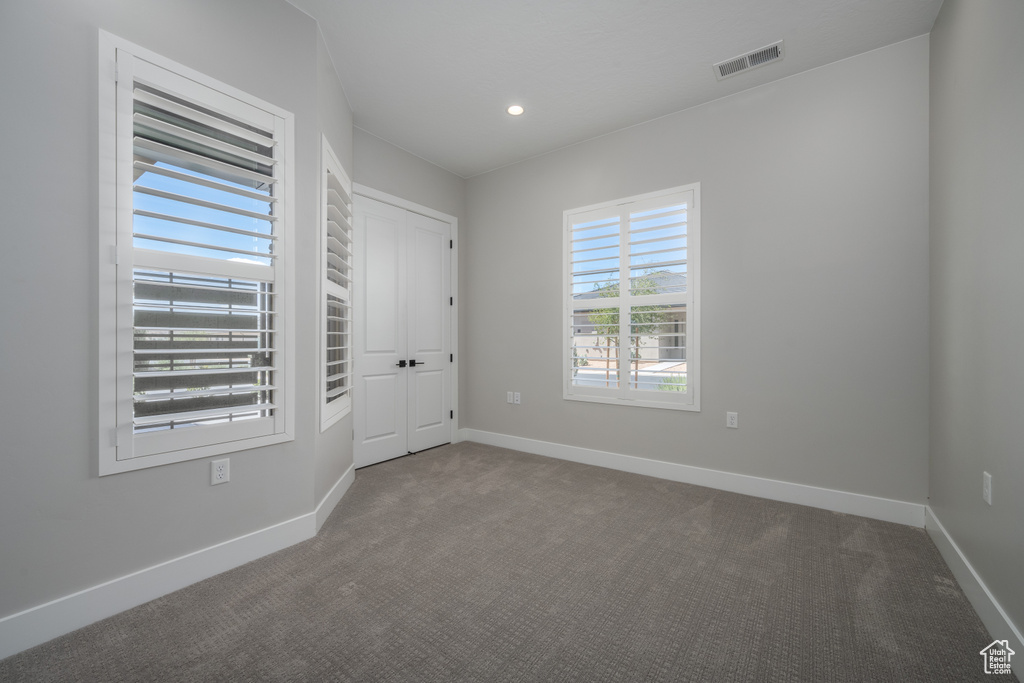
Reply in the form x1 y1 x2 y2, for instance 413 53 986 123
211 458 230 485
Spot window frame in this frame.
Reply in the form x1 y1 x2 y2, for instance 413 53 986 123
98 31 295 475
562 184 701 412
319 135 353 431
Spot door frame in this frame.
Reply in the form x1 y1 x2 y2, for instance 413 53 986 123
352 184 459 462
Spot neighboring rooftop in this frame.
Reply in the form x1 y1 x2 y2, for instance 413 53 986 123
576 271 686 299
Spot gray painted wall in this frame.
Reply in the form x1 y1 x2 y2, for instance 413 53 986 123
318 35 354 172
352 127 466 221
464 36 931 503
314 31 356 508
929 0 1024 638
0 0 351 618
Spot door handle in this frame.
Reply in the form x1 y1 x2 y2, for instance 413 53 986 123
396 359 407 368
409 359 424 367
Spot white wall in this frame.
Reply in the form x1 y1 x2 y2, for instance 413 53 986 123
929 0 1024 640
0 0 352 622
464 36 931 503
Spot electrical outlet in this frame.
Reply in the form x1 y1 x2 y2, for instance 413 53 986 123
726 412 739 429
514 392 521 405
983 471 992 505
211 458 230 485
507 391 514 404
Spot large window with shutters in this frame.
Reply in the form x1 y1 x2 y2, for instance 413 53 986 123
98 33 295 474
320 136 353 431
563 184 700 411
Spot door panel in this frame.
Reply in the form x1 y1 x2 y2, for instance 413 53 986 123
412 226 444 351
407 212 451 453
364 220 401 353
412 369 445 428
362 374 400 441
354 199 408 467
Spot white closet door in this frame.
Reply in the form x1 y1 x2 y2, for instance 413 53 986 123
407 211 451 453
354 198 408 467
354 196 451 468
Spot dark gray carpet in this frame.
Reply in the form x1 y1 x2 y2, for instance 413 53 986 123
1 441 1011 682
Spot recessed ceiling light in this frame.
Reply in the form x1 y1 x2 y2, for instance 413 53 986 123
507 105 524 116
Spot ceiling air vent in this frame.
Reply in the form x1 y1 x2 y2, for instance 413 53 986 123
714 40 785 81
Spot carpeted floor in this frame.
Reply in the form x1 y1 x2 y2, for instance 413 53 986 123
0 441 1012 682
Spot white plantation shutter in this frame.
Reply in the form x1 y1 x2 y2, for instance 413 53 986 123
132 273 277 428
564 185 700 411
628 203 688 295
625 201 689 394
103 42 294 469
569 214 621 388
321 138 353 429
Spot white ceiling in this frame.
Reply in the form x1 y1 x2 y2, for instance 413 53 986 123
287 0 942 178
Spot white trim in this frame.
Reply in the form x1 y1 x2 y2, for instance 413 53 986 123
0 513 315 661
315 464 356 532
102 431 292 476
98 31 119 472
458 429 925 527
450 217 460 432
278 111 297 449
351 184 460 438
319 135 353 432
98 31 292 120
353 184 456 225
925 508 1023 657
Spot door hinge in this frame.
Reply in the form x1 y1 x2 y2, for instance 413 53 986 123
450 296 453 306
450 353 453 362
449 239 453 249
450 410 454 419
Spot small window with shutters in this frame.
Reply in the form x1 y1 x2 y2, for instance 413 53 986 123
98 34 295 474
563 184 700 411
320 137 353 430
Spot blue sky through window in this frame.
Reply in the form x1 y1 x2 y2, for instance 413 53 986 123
133 162 273 266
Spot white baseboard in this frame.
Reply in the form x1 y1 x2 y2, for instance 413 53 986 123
925 508 1023 656
315 464 355 532
0 466 360 661
459 428 926 527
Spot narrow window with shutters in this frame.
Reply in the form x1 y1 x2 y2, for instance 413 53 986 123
563 185 700 411
99 35 295 474
320 137 353 430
